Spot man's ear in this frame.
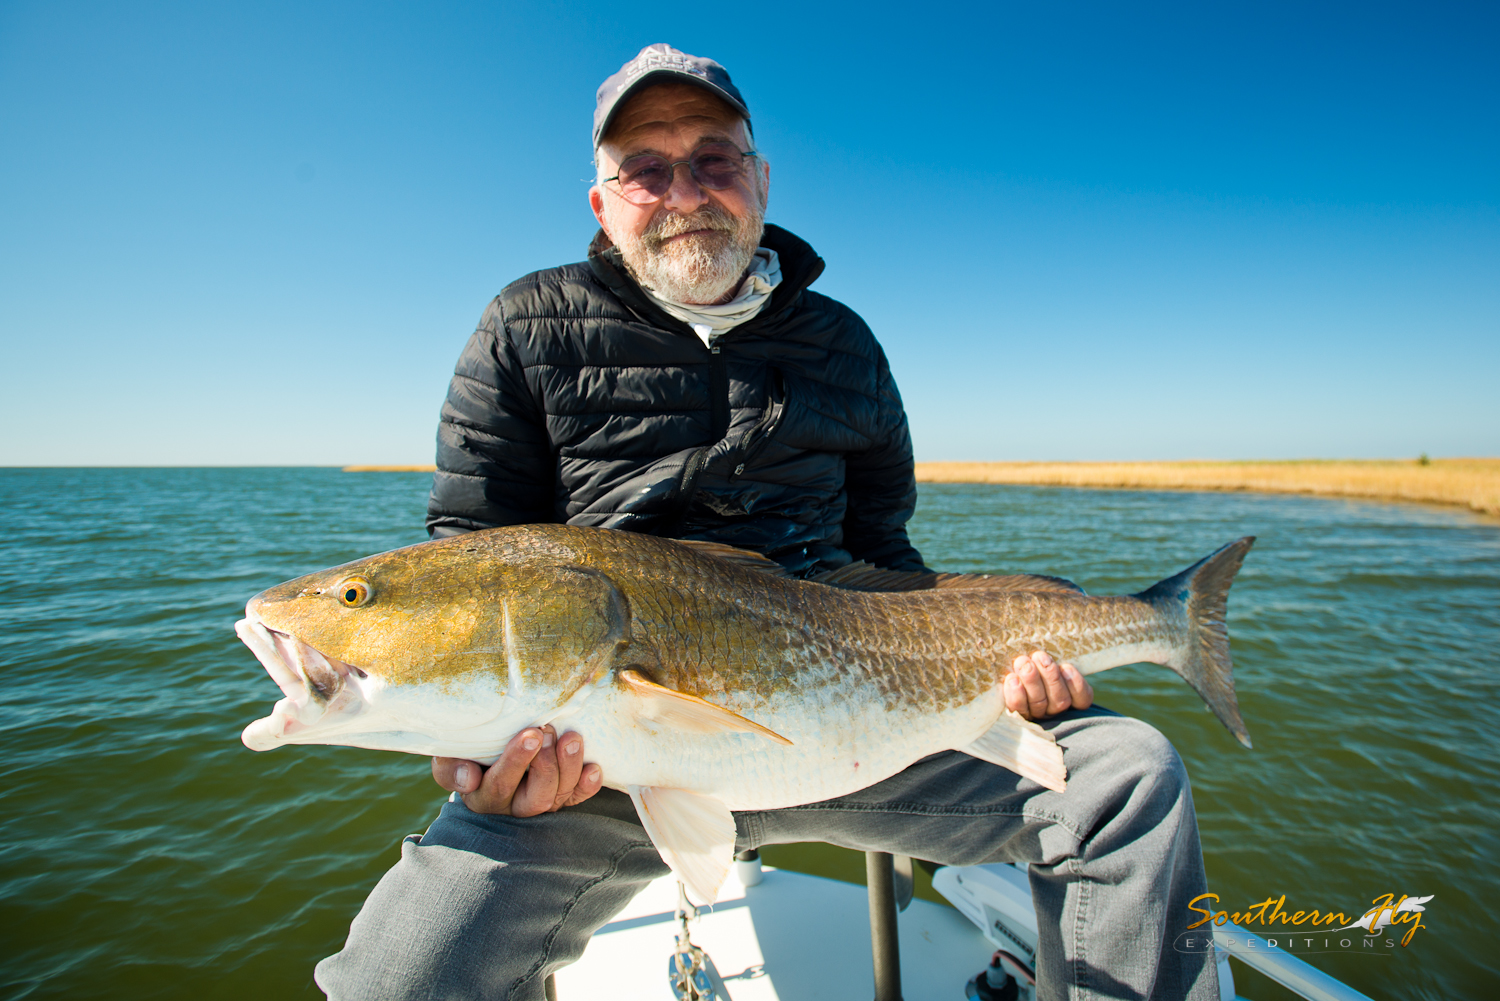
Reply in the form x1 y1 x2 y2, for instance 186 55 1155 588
589 186 610 238
758 158 770 209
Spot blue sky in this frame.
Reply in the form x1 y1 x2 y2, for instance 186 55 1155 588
1 0 1495 465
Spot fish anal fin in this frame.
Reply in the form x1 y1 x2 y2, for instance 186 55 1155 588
619 669 793 746
960 710 1068 792
629 785 737 905
811 563 1086 595
674 540 792 576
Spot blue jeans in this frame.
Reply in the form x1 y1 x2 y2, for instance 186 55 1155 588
315 707 1219 1000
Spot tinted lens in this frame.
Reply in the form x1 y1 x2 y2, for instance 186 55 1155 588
616 154 674 203
612 144 749 203
687 144 746 190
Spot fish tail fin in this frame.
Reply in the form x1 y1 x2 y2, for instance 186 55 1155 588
1136 537 1256 748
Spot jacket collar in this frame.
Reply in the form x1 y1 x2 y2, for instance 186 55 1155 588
588 223 827 338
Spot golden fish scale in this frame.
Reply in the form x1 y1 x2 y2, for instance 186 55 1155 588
499 526 1184 714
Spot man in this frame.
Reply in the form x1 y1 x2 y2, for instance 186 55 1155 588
316 45 1219 1001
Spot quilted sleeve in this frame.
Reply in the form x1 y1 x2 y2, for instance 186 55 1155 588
840 342 927 572
425 298 554 536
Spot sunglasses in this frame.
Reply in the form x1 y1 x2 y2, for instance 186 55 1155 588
603 142 760 205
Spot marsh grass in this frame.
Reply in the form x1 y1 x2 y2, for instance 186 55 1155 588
343 459 1500 517
915 458 1500 517
343 465 438 472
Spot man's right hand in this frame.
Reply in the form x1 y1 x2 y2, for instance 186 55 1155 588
432 726 602 816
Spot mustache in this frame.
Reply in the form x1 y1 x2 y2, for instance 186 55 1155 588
643 203 737 245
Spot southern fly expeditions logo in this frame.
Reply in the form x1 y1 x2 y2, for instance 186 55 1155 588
1174 892 1435 955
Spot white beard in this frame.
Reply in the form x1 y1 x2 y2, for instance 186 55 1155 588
611 199 765 305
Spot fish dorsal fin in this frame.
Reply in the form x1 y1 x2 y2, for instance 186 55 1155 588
950 573 1086 595
619 669 794 746
674 539 792 577
960 709 1068 792
806 561 918 590
810 562 1086 595
628 785 737 905
676 539 1084 594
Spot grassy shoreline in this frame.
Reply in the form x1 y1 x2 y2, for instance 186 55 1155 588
345 459 1500 517
343 464 439 472
915 459 1500 517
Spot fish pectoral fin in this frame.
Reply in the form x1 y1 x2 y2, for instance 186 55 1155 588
628 785 737 906
619 669 794 746
960 710 1068 792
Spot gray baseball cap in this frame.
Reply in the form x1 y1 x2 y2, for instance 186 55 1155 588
593 44 750 148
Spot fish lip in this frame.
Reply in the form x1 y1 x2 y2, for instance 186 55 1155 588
235 616 302 699
236 611 367 750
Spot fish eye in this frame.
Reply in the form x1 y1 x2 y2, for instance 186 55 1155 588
338 579 371 607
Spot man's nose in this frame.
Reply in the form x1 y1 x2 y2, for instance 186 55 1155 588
659 161 709 214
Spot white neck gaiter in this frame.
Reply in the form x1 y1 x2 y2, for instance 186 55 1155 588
646 248 783 347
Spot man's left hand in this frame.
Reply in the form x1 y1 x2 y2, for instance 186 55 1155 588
1004 651 1093 720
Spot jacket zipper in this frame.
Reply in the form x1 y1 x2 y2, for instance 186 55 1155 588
732 368 786 478
667 342 732 527
708 342 730 440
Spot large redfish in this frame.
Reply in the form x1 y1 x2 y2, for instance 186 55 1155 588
236 525 1254 903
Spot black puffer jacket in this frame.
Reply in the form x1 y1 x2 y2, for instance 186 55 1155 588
426 224 924 575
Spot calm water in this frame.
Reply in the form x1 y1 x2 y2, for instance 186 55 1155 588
1 469 1496 1000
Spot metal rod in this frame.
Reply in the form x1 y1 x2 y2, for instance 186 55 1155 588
734 847 763 887
891 854 914 912
865 851 903 1001
1212 923 1376 1001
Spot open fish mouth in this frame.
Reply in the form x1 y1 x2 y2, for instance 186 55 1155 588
235 614 367 750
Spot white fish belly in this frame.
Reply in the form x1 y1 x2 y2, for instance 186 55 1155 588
567 687 1006 812
1069 638 1183 675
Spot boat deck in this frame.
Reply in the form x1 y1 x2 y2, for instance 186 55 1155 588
556 865 994 1001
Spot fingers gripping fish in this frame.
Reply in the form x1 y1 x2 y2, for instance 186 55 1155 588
236 525 1255 904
